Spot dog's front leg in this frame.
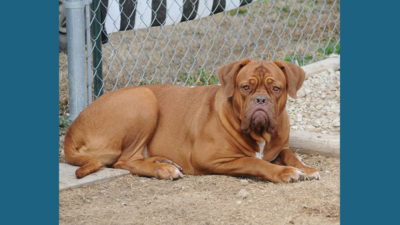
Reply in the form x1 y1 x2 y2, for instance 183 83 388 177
202 157 306 183
272 149 320 180
113 156 184 180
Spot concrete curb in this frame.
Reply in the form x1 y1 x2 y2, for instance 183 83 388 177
290 130 340 157
302 54 340 78
59 163 130 191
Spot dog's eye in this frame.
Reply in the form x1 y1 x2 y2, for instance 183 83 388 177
242 85 250 91
272 86 281 92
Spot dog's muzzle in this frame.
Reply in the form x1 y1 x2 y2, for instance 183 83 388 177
251 109 269 131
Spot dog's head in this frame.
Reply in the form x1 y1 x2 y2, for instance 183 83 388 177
218 58 305 135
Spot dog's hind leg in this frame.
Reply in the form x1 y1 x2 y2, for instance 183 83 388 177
73 155 103 178
64 144 105 178
113 131 183 180
64 86 171 179
64 130 119 179
112 116 184 180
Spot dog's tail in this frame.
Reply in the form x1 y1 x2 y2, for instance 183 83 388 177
64 129 104 179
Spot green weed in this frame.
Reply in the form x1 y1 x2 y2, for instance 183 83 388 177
279 6 290 13
59 115 70 134
138 80 157 86
318 40 340 55
283 53 313 67
228 7 248 16
179 69 219 86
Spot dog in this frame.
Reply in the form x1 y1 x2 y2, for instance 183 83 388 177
64 58 320 183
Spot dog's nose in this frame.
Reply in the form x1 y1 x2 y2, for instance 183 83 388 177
254 95 267 105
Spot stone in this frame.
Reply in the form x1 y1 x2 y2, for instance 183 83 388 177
282 67 339 135
297 89 306 98
333 118 340 127
296 114 302 122
236 189 249 199
240 179 249 185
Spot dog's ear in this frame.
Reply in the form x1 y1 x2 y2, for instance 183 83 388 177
218 58 251 97
273 60 305 98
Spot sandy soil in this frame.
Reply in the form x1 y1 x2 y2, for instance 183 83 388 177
59 153 339 225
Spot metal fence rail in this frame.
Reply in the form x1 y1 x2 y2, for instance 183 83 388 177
59 0 340 121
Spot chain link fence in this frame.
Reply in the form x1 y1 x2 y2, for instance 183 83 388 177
59 0 340 119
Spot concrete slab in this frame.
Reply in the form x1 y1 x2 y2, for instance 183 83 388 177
290 130 340 157
302 54 340 78
59 163 130 191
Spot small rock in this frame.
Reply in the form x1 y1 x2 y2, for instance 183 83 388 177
333 118 340 127
236 189 249 199
236 200 242 205
304 88 312 96
297 89 306 98
312 119 321 127
305 125 315 130
240 180 249 185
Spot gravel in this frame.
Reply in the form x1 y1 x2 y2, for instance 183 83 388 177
287 68 340 135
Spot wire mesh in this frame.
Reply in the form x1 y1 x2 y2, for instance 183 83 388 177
59 0 340 115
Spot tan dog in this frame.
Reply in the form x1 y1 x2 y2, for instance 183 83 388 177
64 59 319 183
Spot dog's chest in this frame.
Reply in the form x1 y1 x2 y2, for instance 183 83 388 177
254 141 280 162
255 141 266 159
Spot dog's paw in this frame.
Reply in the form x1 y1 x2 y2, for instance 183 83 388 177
305 171 320 181
301 167 320 181
155 163 184 180
160 159 183 172
276 167 306 183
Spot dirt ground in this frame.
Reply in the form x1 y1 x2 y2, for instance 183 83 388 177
59 153 339 225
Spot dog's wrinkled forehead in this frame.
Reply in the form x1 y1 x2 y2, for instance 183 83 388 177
236 61 286 84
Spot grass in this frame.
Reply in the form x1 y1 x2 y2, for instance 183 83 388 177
179 69 219 86
284 39 340 66
59 115 70 134
138 80 157 86
318 39 340 55
283 53 314 67
278 6 290 13
228 7 248 16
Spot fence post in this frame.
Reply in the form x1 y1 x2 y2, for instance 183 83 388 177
85 2 93 104
91 0 103 98
65 0 87 122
